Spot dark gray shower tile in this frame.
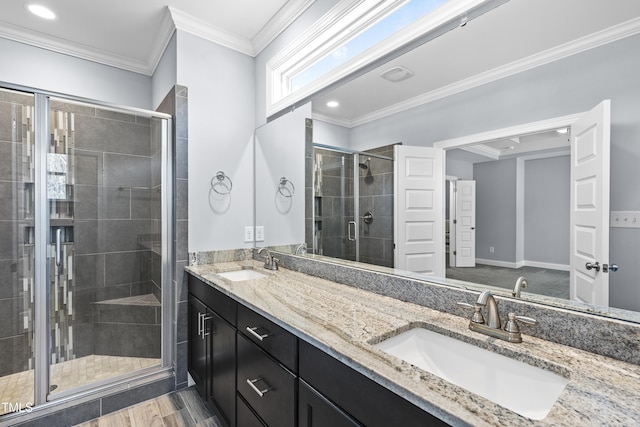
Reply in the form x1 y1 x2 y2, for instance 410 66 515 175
383 173 394 195
74 220 102 254
176 95 188 139
74 254 105 289
176 138 188 180
105 186 132 219
151 150 162 188
176 179 188 220
156 87 175 115
96 304 157 324
73 289 97 323
50 100 96 117
95 108 136 123
368 215 393 239
374 194 394 217
72 323 95 357
74 114 151 156
0 297 22 338
104 251 151 286
103 153 151 188
104 219 153 252
74 185 98 220
0 333 31 377
0 221 19 260
176 220 188 262
74 149 103 186
176 300 188 343
0 259 19 299
0 181 20 220
101 377 174 415
0 102 17 142
132 188 152 219
94 323 160 358
0 141 22 181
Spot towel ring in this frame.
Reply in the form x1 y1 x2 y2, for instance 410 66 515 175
278 177 295 198
211 171 233 195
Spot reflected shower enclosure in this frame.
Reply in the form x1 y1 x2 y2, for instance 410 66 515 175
311 144 395 267
0 87 170 415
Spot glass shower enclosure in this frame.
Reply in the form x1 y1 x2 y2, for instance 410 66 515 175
0 86 171 416
312 144 395 268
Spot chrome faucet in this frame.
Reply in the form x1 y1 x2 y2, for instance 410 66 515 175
457 290 537 343
294 242 307 255
257 248 279 270
512 276 528 298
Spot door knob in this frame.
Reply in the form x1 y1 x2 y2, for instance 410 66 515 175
585 262 600 272
603 263 619 273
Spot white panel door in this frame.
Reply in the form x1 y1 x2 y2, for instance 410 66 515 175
454 180 476 267
570 100 611 306
394 145 444 277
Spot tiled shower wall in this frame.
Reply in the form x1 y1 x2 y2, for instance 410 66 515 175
58 100 161 360
0 90 34 377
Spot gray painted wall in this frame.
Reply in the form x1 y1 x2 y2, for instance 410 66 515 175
524 156 570 265
474 159 517 262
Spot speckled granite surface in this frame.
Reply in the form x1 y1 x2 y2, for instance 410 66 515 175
186 261 640 427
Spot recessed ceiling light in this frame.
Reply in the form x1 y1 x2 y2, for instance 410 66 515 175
27 4 56 20
556 128 569 134
326 101 339 108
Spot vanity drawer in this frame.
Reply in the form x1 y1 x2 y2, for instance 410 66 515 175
237 394 266 427
188 274 237 326
299 340 449 427
237 333 296 427
238 303 297 372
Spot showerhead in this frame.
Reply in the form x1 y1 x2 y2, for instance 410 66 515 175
359 158 370 170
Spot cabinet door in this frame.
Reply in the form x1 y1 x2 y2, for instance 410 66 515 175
188 295 210 399
210 312 236 427
237 395 266 427
299 380 361 427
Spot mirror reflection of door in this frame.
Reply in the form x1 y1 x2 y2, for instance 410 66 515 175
453 180 476 267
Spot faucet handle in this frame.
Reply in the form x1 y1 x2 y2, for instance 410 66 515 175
457 302 484 324
504 312 537 333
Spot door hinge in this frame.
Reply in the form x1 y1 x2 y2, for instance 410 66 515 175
453 219 457 224
453 251 457 256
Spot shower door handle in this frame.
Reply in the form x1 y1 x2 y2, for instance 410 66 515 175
55 228 62 267
348 221 357 241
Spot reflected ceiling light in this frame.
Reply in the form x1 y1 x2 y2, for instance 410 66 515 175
326 101 340 108
556 128 569 134
27 4 56 20
380 66 414 82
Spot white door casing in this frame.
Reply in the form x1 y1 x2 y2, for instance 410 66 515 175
570 100 611 306
454 180 476 267
394 145 445 276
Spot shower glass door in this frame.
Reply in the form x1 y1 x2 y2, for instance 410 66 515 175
312 144 395 267
0 88 36 416
0 86 171 417
46 98 165 398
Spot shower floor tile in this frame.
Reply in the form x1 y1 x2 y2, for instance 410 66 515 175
0 355 159 416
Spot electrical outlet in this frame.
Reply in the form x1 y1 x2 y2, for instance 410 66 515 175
489 246 495 253
256 226 265 242
244 226 254 242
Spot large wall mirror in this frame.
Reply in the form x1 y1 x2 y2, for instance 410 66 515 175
255 0 640 323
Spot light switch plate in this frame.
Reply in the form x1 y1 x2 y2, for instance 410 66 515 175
256 226 265 242
244 226 254 242
610 211 640 228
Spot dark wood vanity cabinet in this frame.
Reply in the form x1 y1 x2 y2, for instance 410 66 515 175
299 340 449 427
188 273 450 427
188 276 237 427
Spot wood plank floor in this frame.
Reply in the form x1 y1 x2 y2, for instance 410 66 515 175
74 387 221 427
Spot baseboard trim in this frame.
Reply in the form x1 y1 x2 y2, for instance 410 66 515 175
475 258 570 271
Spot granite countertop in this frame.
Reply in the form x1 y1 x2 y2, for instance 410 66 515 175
186 261 640 427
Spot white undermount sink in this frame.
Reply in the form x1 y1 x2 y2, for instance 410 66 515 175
375 327 568 420
217 269 267 282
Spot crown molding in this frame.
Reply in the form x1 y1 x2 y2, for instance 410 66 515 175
147 7 178 75
252 0 316 56
168 6 254 56
0 20 152 75
348 16 640 128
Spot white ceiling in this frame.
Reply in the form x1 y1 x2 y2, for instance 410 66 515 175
0 0 310 74
312 0 640 127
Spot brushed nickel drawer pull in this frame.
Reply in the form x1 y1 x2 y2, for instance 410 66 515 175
246 378 271 397
246 326 270 341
